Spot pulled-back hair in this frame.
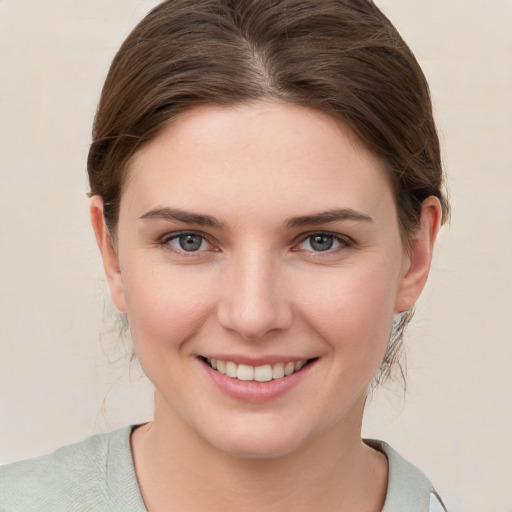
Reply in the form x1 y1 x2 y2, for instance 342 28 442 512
87 0 449 384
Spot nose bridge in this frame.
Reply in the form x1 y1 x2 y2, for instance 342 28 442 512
218 245 291 339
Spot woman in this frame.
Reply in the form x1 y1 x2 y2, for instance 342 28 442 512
0 1 449 510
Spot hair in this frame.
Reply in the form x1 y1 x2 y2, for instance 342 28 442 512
87 0 450 386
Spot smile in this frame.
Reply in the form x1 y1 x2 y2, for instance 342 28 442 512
203 358 310 382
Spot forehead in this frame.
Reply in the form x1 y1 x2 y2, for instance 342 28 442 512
122 101 395 224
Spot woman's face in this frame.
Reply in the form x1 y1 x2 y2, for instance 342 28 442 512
94 101 435 458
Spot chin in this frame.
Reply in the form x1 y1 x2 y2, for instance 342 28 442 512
199 415 315 460
212 434 305 460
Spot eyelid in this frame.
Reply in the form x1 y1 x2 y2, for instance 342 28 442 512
160 230 217 255
157 229 353 256
293 231 354 252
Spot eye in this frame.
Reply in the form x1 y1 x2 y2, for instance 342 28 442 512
163 232 211 253
296 232 350 253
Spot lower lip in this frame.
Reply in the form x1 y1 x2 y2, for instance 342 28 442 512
200 359 316 403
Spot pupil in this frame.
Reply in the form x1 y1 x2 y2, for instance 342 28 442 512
179 234 202 251
311 234 333 251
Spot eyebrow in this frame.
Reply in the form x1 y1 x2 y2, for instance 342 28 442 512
139 207 227 230
139 206 372 230
284 208 373 228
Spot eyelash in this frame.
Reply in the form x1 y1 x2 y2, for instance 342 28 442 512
158 230 353 256
293 231 353 254
160 231 216 256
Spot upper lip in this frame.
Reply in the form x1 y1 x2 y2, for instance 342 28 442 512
198 354 316 366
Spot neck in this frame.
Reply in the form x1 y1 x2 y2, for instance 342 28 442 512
130 392 387 512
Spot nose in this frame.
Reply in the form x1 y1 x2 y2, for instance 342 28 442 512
216 250 293 340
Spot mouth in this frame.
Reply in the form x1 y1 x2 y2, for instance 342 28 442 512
199 357 316 382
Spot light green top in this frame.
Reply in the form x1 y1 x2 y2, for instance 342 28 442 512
0 426 446 511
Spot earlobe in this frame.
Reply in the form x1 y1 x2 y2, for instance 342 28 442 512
89 196 127 313
395 196 442 313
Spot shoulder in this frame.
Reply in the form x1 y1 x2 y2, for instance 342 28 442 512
364 440 448 512
0 426 146 512
429 492 448 512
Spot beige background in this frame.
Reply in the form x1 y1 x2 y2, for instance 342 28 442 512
0 1 511 510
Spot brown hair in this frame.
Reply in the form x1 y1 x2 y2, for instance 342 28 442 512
87 0 449 384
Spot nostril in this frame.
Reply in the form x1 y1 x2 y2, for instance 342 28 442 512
216 297 293 341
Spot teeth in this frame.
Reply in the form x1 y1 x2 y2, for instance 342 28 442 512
284 362 295 376
206 358 309 381
237 364 254 381
226 361 237 378
254 364 272 382
294 360 306 371
272 363 285 379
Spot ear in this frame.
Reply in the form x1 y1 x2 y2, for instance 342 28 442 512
395 196 442 313
89 196 127 313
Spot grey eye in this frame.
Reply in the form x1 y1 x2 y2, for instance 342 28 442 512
309 234 334 251
177 234 205 251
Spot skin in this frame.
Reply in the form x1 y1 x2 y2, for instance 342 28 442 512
91 101 441 512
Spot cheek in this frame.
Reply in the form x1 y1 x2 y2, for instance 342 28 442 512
295 265 398 362
121 262 215 355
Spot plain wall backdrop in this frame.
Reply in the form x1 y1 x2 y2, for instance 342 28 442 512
0 1 511 511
